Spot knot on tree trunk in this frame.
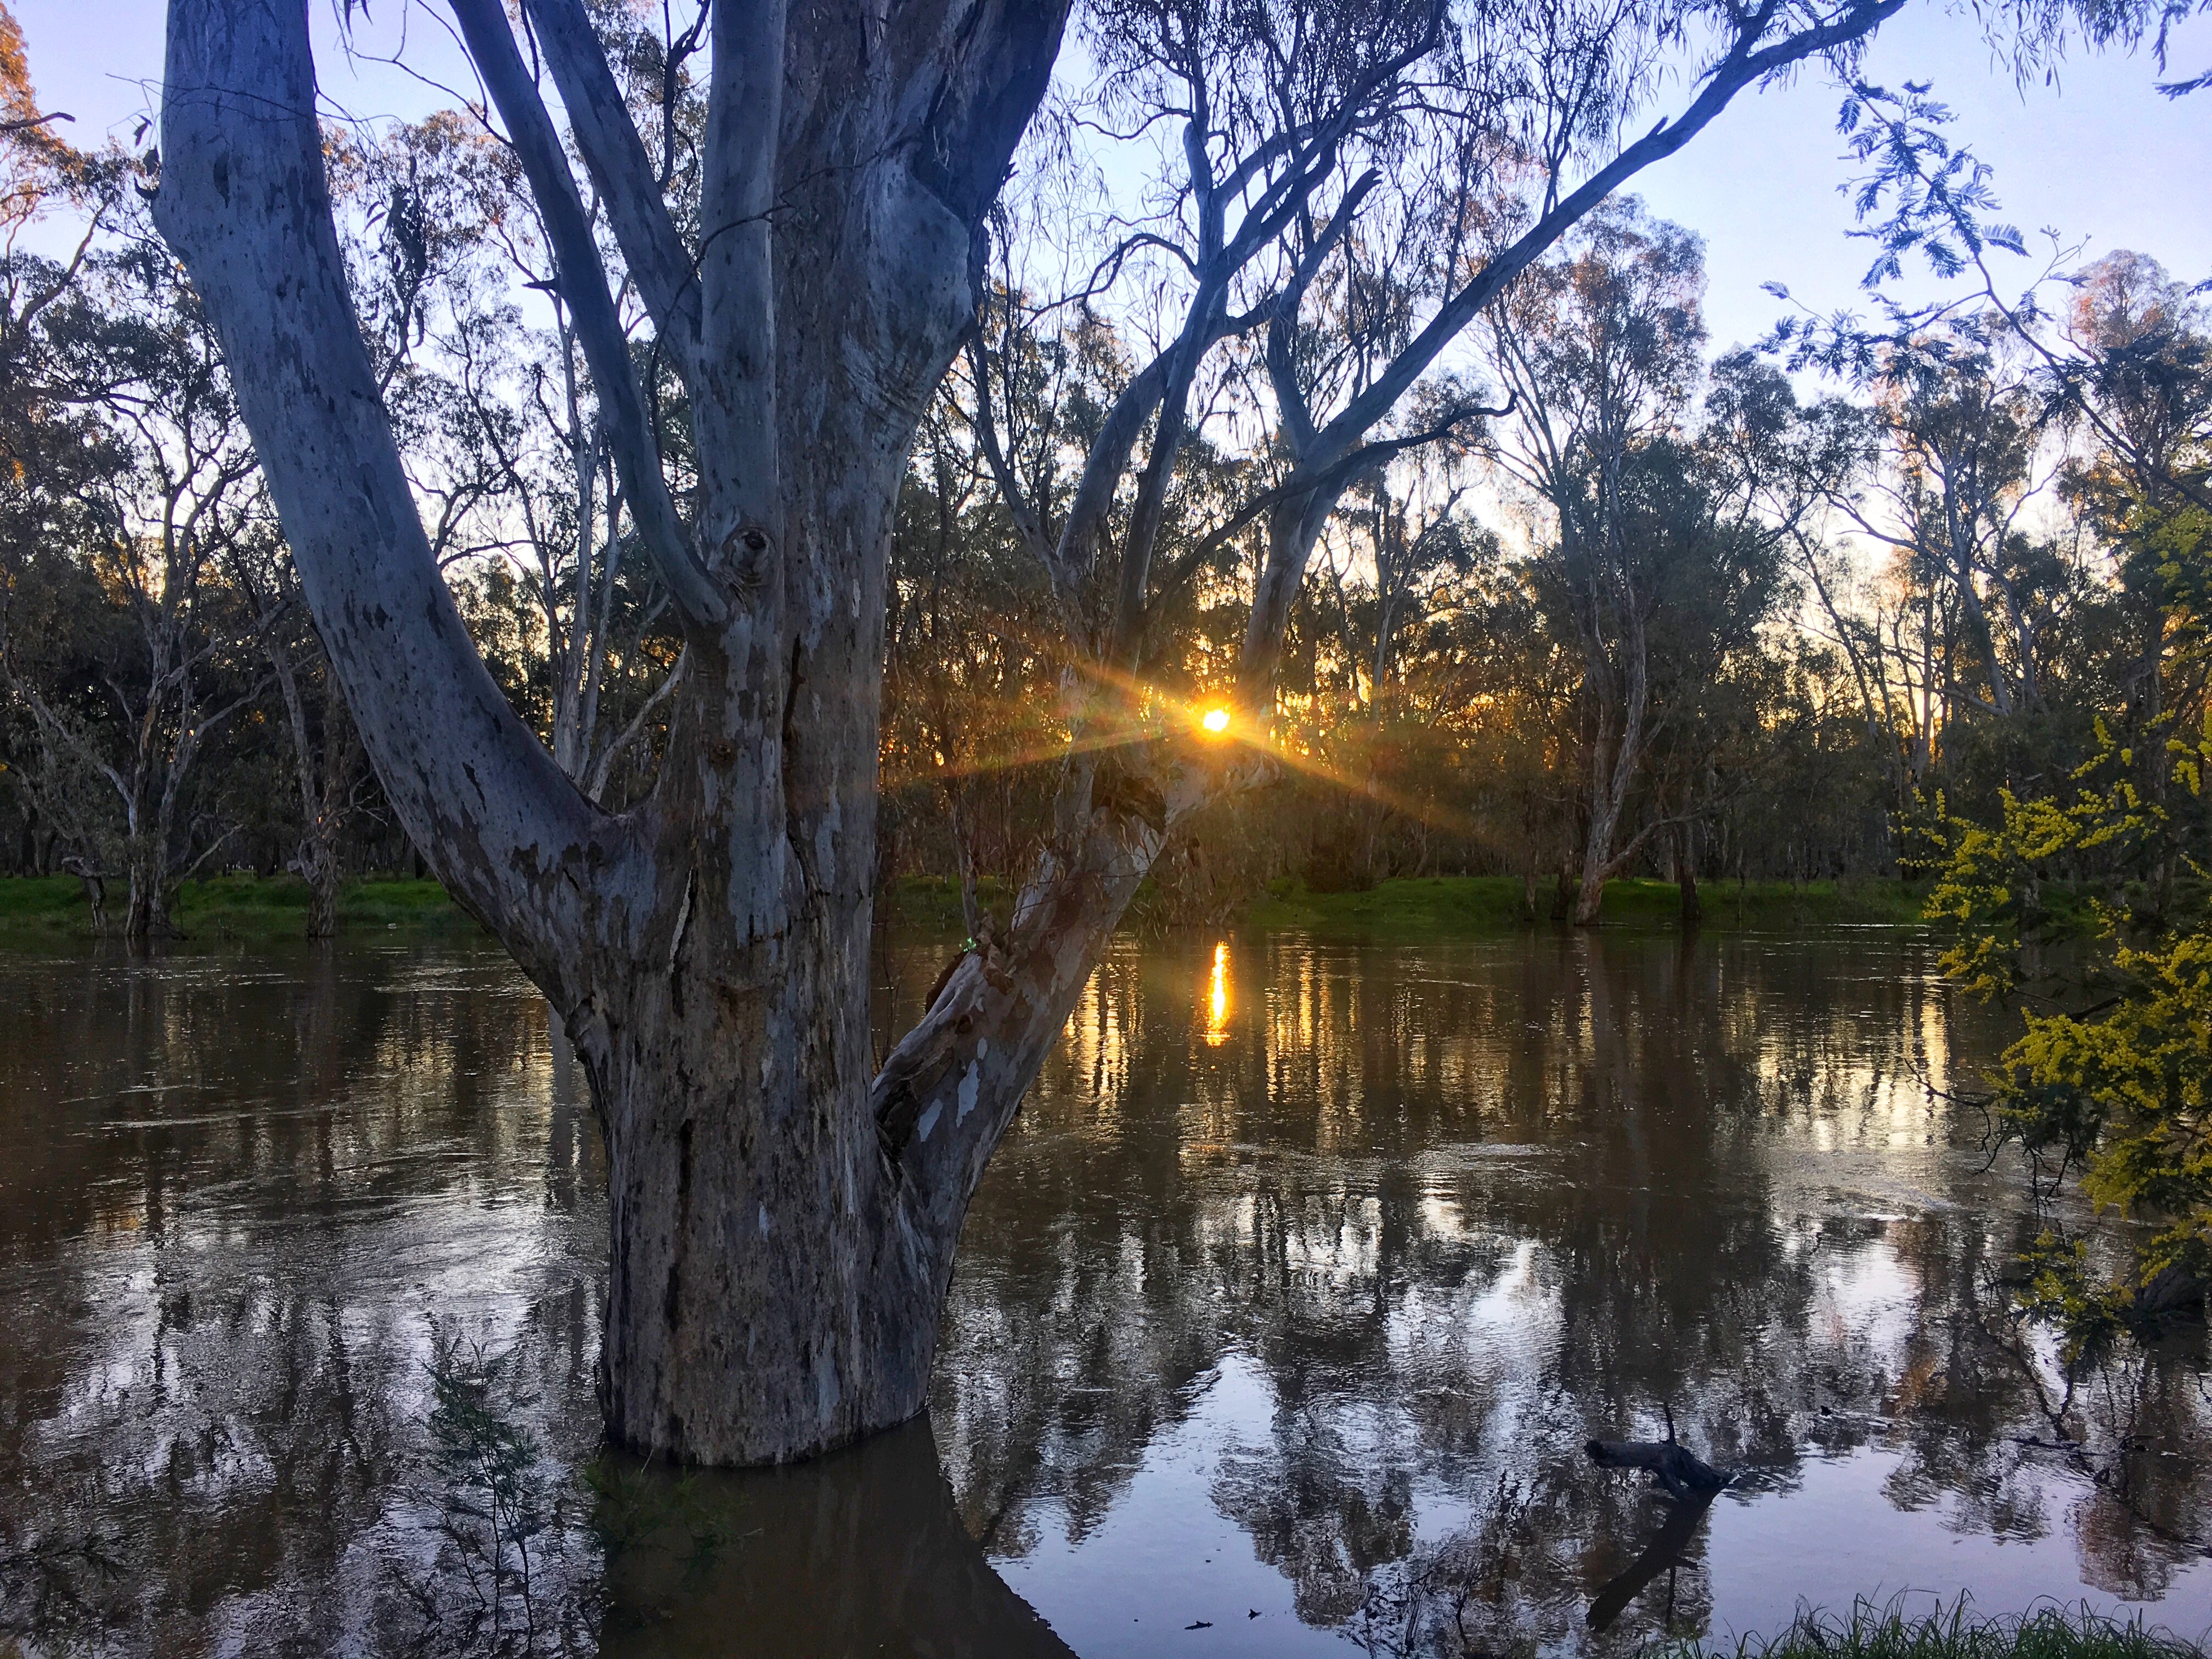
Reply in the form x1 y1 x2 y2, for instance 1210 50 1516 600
1090 753 1166 836
1585 1436 1731 1503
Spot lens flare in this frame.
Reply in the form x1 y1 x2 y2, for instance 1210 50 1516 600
1201 707 1231 735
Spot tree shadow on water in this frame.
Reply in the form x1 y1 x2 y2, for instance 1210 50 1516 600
591 1415 1076 1659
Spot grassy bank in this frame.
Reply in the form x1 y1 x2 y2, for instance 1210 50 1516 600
2 870 1929 943
1663 1597 2204 1659
1242 873 1928 933
879 872 1931 938
0 873 471 939
876 874 1012 936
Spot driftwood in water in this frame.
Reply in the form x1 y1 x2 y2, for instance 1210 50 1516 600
1585 1436 1731 1504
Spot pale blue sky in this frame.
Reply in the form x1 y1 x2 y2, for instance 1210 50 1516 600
20 0 2212 352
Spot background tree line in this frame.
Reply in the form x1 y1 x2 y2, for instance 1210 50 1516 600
884 194 2212 933
0 0 688 936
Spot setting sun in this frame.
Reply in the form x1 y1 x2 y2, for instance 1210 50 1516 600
1200 707 1231 735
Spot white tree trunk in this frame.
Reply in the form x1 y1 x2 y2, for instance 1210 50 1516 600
156 0 1064 1465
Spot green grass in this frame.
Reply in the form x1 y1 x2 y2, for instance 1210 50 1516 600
1662 1597 2204 1659
2 869 1931 944
877 872 1931 939
1242 873 1931 934
0 872 472 939
876 874 1013 937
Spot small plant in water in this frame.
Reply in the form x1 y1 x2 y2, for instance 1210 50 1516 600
413 1333 556 1655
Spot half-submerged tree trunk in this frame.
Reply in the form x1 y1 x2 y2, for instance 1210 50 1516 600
121 819 173 941
1675 820 1701 927
293 811 341 939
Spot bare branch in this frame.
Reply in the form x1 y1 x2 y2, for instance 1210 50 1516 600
585 646 687 803
450 0 728 630
1318 0 1908 458
523 0 704 358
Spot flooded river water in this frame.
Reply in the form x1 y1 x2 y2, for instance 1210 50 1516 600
2 928 2208 1656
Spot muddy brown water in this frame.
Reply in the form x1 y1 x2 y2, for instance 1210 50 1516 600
2 930 2208 1656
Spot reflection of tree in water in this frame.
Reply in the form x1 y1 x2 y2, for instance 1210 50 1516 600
1968 1313 2212 1601
0 945 605 1655
595 1418 1077 1658
926 932 2212 1652
4 936 2207 1654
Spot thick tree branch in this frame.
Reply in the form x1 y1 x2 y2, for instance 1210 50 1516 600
872 761 1207 1230
155 0 641 991
1318 0 1905 456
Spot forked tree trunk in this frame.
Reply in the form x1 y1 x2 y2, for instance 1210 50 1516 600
1573 814 1617 926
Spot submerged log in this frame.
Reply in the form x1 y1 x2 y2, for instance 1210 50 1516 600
2135 1263 2205 1321
1585 1437 1731 1503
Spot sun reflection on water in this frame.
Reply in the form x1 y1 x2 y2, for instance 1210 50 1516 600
1205 940 1231 1044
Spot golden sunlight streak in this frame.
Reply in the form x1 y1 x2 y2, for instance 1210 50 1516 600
1205 940 1231 1045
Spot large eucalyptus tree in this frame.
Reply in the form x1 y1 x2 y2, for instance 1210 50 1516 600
156 0 1906 1465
